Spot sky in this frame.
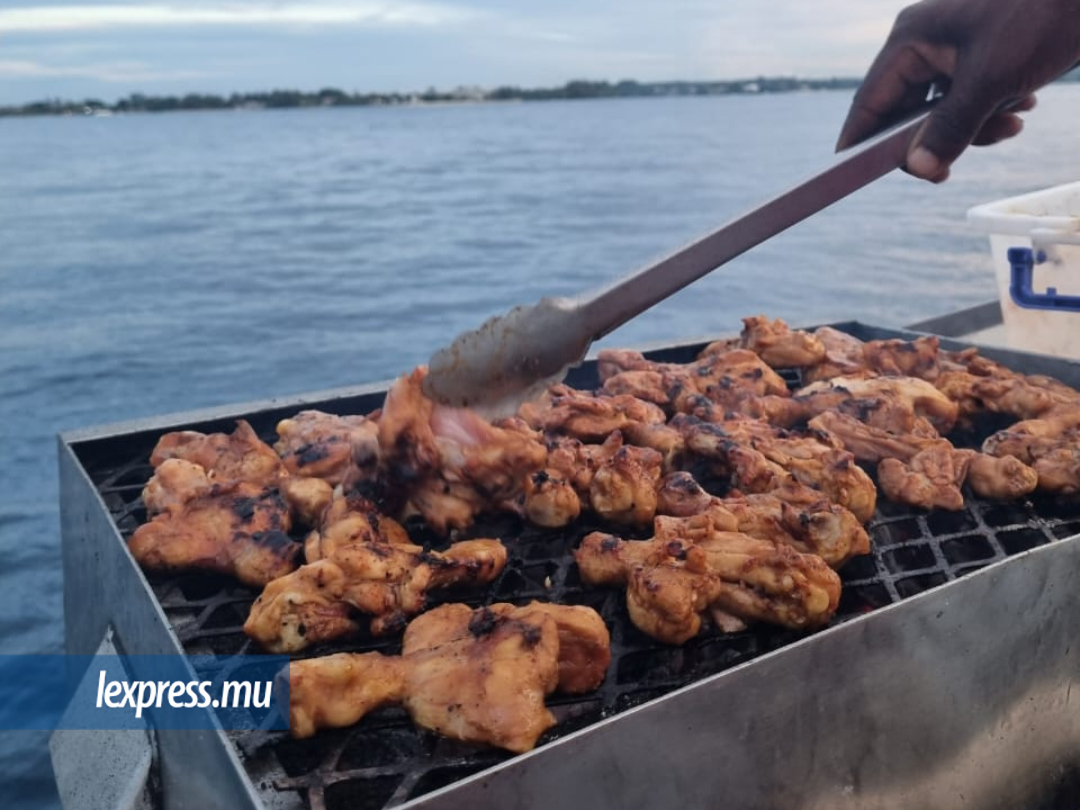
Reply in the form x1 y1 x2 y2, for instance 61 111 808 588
0 0 910 105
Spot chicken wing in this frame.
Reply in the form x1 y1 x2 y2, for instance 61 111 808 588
520 384 666 441
794 376 959 434
522 468 582 528
802 329 942 383
303 491 412 563
676 415 877 523
150 420 284 486
287 601 610 752
244 537 507 652
877 441 975 511
141 458 212 516
597 348 790 416
274 410 379 486
589 444 664 525
129 481 300 587
543 432 623 495
655 471 869 567
810 411 1037 507
378 368 547 533
576 524 840 644
731 315 826 368
984 409 1080 493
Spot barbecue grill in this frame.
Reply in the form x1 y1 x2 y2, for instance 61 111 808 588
56 322 1080 810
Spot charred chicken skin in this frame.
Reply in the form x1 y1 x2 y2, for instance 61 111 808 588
596 347 790 415
130 481 300 587
287 601 611 752
674 415 878 524
244 537 506 652
655 472 870 567
246 492 507 652
274 410 379 486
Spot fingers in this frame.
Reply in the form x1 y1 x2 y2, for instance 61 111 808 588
1010 93 1038 113
836 44 945 150
971 111 1024 146
970 93 1037 146
905 76 999 181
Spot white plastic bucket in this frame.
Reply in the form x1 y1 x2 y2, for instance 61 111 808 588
967 181 1080 359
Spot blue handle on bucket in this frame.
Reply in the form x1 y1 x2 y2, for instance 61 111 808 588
1008 246 1080 312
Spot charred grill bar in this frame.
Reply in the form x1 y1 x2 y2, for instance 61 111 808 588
58 323 1080 810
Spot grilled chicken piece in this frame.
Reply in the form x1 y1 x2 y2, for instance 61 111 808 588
966 453 1041 500
730 315 826 368
144 420 333 529
807 410 935 463
288 601 610 751
245 538 507 652
802 327 870 382
378 368 547 534
129 481 300 587
278 476 333 529
862 336 942 380
794 376 959 434
544 432 623 495
676 416 877 523
810 411 1038 506
150 420 284 486
597 348 790 416
523 468 582 528
275 410 379 486
984 409 1080 493
589 444 664 525
141 458 212 515
936 370 1080 422
983 409 1080 463
1028 442 1080 495
802 329 942 383
576 523 840 644
598 369 673 407
620 420 686 464
520 384 666 442
655 472 869 567
304 492 412 563
878 442 972 511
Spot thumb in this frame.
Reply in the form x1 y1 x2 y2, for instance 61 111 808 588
906 79 996 181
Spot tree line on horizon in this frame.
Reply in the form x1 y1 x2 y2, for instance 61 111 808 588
0 77 866 117
7 71 1079 118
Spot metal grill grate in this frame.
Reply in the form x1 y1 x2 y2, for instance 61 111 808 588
84 346 1080 810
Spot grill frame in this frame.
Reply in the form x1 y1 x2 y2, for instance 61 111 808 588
58 322 1080 810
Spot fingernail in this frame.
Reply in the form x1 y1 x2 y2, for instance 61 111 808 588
906 146 942 179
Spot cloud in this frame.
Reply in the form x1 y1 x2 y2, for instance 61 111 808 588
0 3 476 33
0 58 209 82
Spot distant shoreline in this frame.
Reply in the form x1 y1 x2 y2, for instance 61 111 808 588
0 77 865 118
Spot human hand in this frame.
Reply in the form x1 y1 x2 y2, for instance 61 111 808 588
836 0 1080 182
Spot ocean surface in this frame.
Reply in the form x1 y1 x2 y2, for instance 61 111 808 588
2 85 1079 806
